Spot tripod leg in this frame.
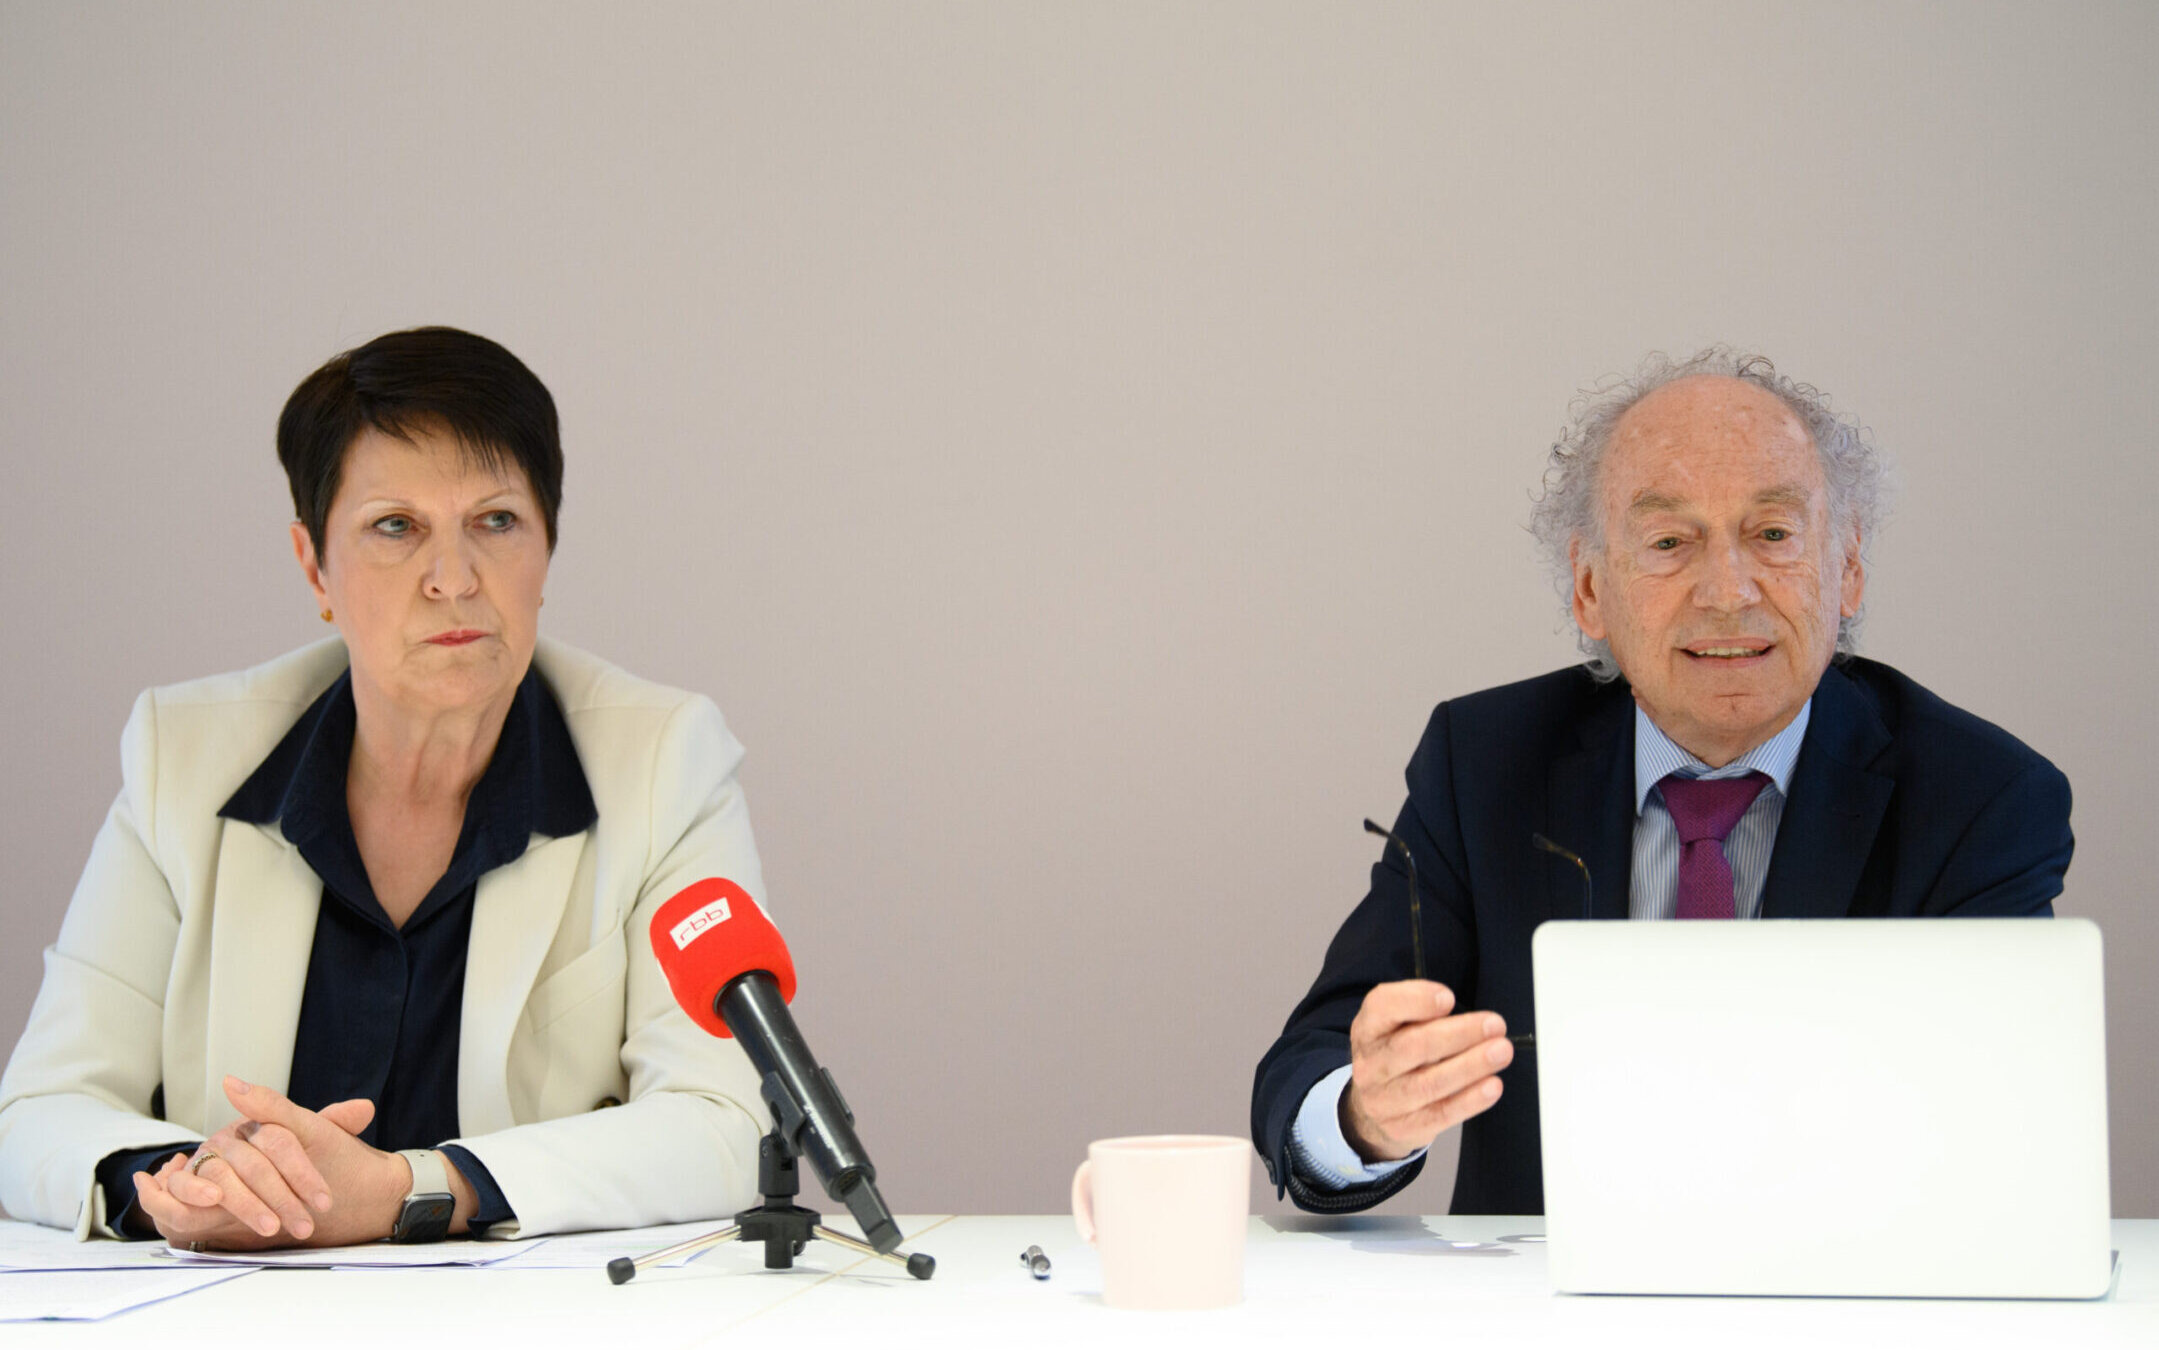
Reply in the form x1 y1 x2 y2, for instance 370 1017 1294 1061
606 1224 743 1285
811 1225 936 1280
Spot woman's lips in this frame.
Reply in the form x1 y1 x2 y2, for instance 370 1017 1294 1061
426 630 487 646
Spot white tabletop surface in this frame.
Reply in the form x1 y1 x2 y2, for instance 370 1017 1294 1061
8 1215 2155 1348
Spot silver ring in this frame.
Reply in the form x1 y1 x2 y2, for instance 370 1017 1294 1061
188 1149 220 1175
188 1240 204 1253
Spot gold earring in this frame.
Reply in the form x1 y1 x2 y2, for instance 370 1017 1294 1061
320 608 334 623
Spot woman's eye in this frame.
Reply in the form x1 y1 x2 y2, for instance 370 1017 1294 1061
480 511 517 531
1650 537 1680 551
373 516 412 537
1762 527 1790 542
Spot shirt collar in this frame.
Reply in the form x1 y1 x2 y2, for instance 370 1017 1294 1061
219 663 597 849
1633 698 1811 814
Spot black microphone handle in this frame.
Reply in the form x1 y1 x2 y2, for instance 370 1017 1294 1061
715 972 901 1252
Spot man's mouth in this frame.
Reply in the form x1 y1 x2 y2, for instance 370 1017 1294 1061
1685 644 1772 661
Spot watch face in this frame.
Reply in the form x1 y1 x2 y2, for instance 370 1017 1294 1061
392 1194 456 1244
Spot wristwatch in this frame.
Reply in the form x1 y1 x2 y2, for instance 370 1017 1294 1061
391 1149 456 1243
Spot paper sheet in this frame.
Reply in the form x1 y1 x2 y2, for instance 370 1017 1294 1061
0 1266 254 1321
486 1220 744 1269
0 1220 183 1270
167 1234 543 1267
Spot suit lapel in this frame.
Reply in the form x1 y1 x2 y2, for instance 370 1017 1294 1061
1545 687 1636 921
460 832 588 1135
204 821 322 1130
1760 664 1896 919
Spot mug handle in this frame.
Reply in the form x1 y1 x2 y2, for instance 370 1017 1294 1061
1071 1158 1097 1245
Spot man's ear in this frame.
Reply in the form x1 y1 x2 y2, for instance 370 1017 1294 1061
1571 537 1607 641
291 522 332 612
1839 527 1866 619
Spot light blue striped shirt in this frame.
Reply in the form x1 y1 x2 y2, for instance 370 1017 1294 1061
1630 700 1809 920
1288 700 1814 1189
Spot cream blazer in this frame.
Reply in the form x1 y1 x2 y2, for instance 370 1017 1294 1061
0 637 770 1238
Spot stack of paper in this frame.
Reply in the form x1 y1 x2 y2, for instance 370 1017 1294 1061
0 1214 748 1319
0 1220 256 1322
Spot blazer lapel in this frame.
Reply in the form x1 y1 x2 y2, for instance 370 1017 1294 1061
203 821 322 1130
1760 664 1896 919
460 832 588 1135
1545 687 1636 921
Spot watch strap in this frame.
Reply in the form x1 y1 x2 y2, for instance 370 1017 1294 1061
399 1148 451 1200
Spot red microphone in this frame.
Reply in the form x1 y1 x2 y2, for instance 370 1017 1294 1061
646 879 900 1254
649 878 796 1038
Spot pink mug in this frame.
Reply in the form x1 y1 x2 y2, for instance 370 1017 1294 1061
1071 1135 1249 1310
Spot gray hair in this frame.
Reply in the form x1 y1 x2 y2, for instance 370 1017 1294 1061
1527 347 1888 682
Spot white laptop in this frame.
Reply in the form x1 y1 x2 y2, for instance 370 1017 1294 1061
1532 918 2112 1299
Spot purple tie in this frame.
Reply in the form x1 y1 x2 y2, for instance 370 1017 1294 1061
1660 771 1771 920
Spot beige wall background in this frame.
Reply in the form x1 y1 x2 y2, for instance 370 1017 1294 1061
3 1 2154 1219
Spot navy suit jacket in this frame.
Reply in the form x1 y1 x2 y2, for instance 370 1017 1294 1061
1251 657 2074 1216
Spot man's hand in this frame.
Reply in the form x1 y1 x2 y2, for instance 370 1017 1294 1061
133 1078 409 1250
1341 981 1513 1163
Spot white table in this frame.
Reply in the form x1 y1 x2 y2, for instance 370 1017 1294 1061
11 1216 2156 1348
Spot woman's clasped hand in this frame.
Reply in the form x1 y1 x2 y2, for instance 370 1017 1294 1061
131 1076 420 1249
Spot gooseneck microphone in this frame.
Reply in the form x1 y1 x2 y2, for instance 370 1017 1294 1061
647 879 902 1255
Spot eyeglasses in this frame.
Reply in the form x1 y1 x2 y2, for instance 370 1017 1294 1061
1532 833 1593 922
1362 818 1427 980
1361 818 1585 1052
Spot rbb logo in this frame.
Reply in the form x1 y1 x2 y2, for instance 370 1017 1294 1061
669 897 733 950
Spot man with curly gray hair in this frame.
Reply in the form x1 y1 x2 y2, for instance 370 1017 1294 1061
1530 348 1887 684
1254 348 2073 1218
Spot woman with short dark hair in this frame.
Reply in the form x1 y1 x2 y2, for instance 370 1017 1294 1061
0 327 768 1246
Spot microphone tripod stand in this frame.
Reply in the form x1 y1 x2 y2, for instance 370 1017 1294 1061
607 1131 935 1284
